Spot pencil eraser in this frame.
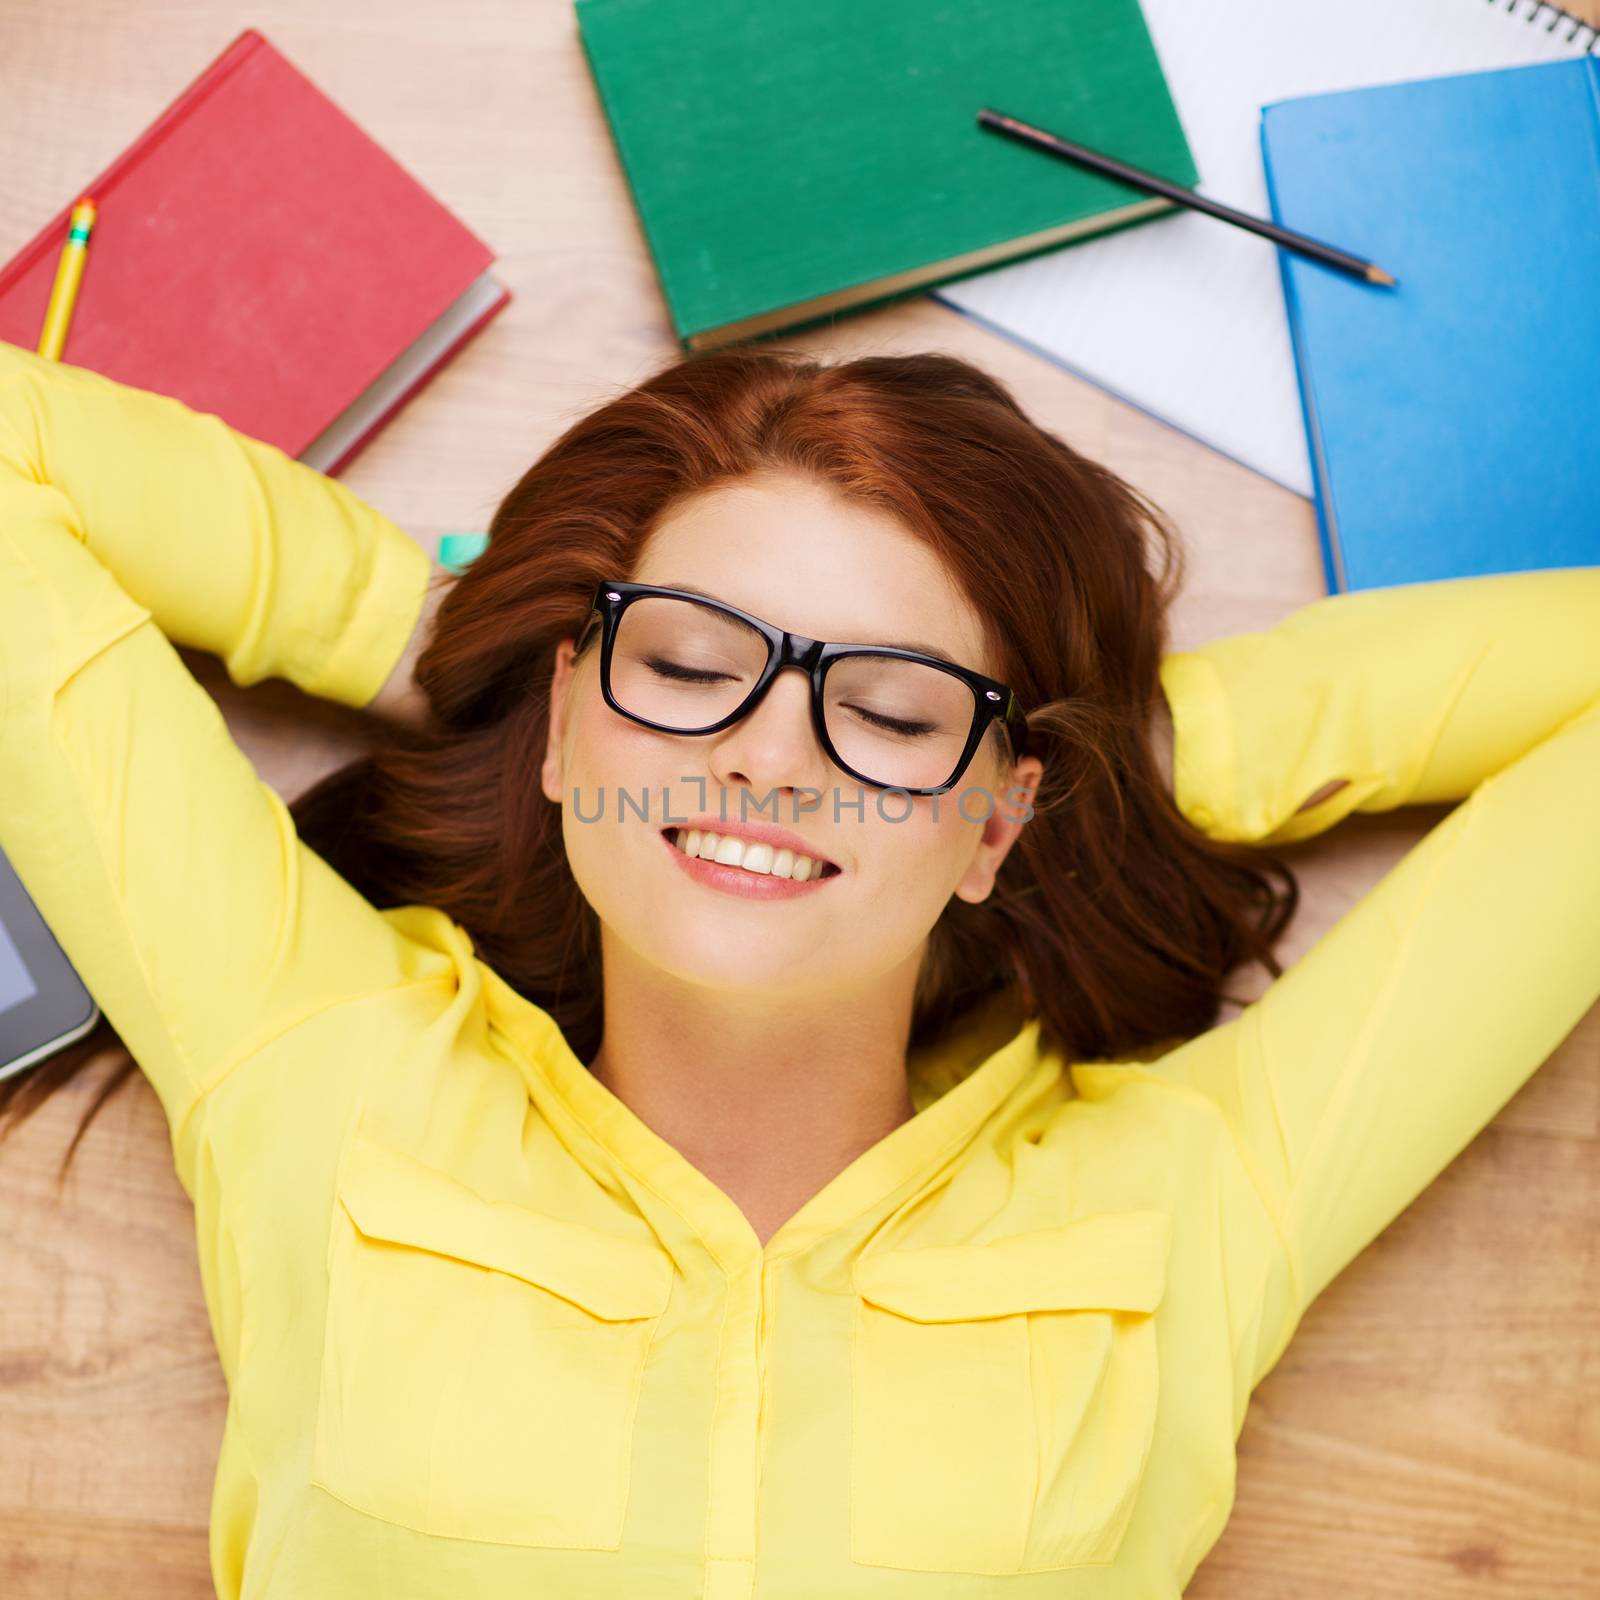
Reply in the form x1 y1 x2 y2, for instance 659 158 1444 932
438 531 490 574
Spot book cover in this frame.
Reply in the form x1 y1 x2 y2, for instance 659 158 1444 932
574 0 1197 350
0 29 511 476
1261 57 1600 592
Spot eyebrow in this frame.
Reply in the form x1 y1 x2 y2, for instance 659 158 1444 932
660 580 964 666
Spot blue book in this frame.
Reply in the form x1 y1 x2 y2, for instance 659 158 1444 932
1260 58 1600 594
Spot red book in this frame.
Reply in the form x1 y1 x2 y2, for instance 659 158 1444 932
0 28 510 477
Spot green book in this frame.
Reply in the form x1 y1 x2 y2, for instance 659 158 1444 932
574 0 1197 351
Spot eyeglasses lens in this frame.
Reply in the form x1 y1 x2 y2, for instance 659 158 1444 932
609 596 978 790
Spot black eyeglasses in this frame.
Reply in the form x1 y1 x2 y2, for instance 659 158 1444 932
573 580 1030 796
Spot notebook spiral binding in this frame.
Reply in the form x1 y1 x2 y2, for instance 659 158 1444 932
1494 0 1600 53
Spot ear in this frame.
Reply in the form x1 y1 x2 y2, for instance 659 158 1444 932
953 754 1044 905
540 639 580 805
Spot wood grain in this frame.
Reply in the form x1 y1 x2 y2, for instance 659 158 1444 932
1 3 1596 1593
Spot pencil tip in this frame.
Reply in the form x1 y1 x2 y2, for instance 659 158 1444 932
1368 266 1398 287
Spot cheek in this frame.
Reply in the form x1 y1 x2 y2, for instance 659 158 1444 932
561 717 677 841
558 694 669 807
861 803 980 906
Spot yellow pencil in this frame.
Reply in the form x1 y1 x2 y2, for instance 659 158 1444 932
37 196 97 361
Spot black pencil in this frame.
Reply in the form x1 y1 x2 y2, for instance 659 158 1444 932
976 107 1397 289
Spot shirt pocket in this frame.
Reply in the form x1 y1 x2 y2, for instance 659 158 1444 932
849 1208 1173 1574
310 1133 673 1549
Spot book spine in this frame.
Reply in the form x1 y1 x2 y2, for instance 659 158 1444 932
0 29 267 294
319 283 513 478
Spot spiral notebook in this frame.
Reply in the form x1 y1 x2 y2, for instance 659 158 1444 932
932 0 1600 498
1261 58 1600 593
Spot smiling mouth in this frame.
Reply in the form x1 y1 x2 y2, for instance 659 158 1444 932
661 826 841 880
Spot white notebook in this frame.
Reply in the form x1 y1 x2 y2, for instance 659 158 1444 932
932 0 1599 498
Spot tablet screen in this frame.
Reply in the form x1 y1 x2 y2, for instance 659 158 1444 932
0 848 98 1078
0 914 38 1014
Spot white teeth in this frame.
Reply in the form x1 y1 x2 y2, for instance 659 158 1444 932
668 829 830 880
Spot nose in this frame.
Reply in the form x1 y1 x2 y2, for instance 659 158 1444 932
709 664 828 792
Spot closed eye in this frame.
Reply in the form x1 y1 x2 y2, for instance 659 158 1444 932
644 656 738 685
841 703 938 739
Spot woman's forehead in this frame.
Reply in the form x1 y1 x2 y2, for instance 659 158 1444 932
636 475 994 670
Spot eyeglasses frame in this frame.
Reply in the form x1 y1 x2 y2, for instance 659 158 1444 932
573 579 1030 797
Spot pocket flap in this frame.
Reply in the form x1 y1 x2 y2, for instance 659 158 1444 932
336 1134 673 1321
853 1210 1173 1321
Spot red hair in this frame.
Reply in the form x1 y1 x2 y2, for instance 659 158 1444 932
4 345 1300 1181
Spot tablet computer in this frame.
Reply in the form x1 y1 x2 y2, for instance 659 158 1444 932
0 845 100 1083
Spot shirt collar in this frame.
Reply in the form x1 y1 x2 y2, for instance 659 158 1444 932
478 960 1046 1269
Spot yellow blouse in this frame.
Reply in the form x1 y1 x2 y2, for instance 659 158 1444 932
2 337 1596 1600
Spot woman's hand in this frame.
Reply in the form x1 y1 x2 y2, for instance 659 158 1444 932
1149 688 1176 796
368 561 452 732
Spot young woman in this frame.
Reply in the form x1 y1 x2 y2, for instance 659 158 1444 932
0 335 1594 1598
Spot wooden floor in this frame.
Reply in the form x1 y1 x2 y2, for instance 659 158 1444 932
1 3 1596 1594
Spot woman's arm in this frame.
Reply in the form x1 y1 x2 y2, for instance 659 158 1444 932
0 341 430 705
0 340 439 1188
1158 571 1600 844
1112 568 1600 1398
1149 683 1346 815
